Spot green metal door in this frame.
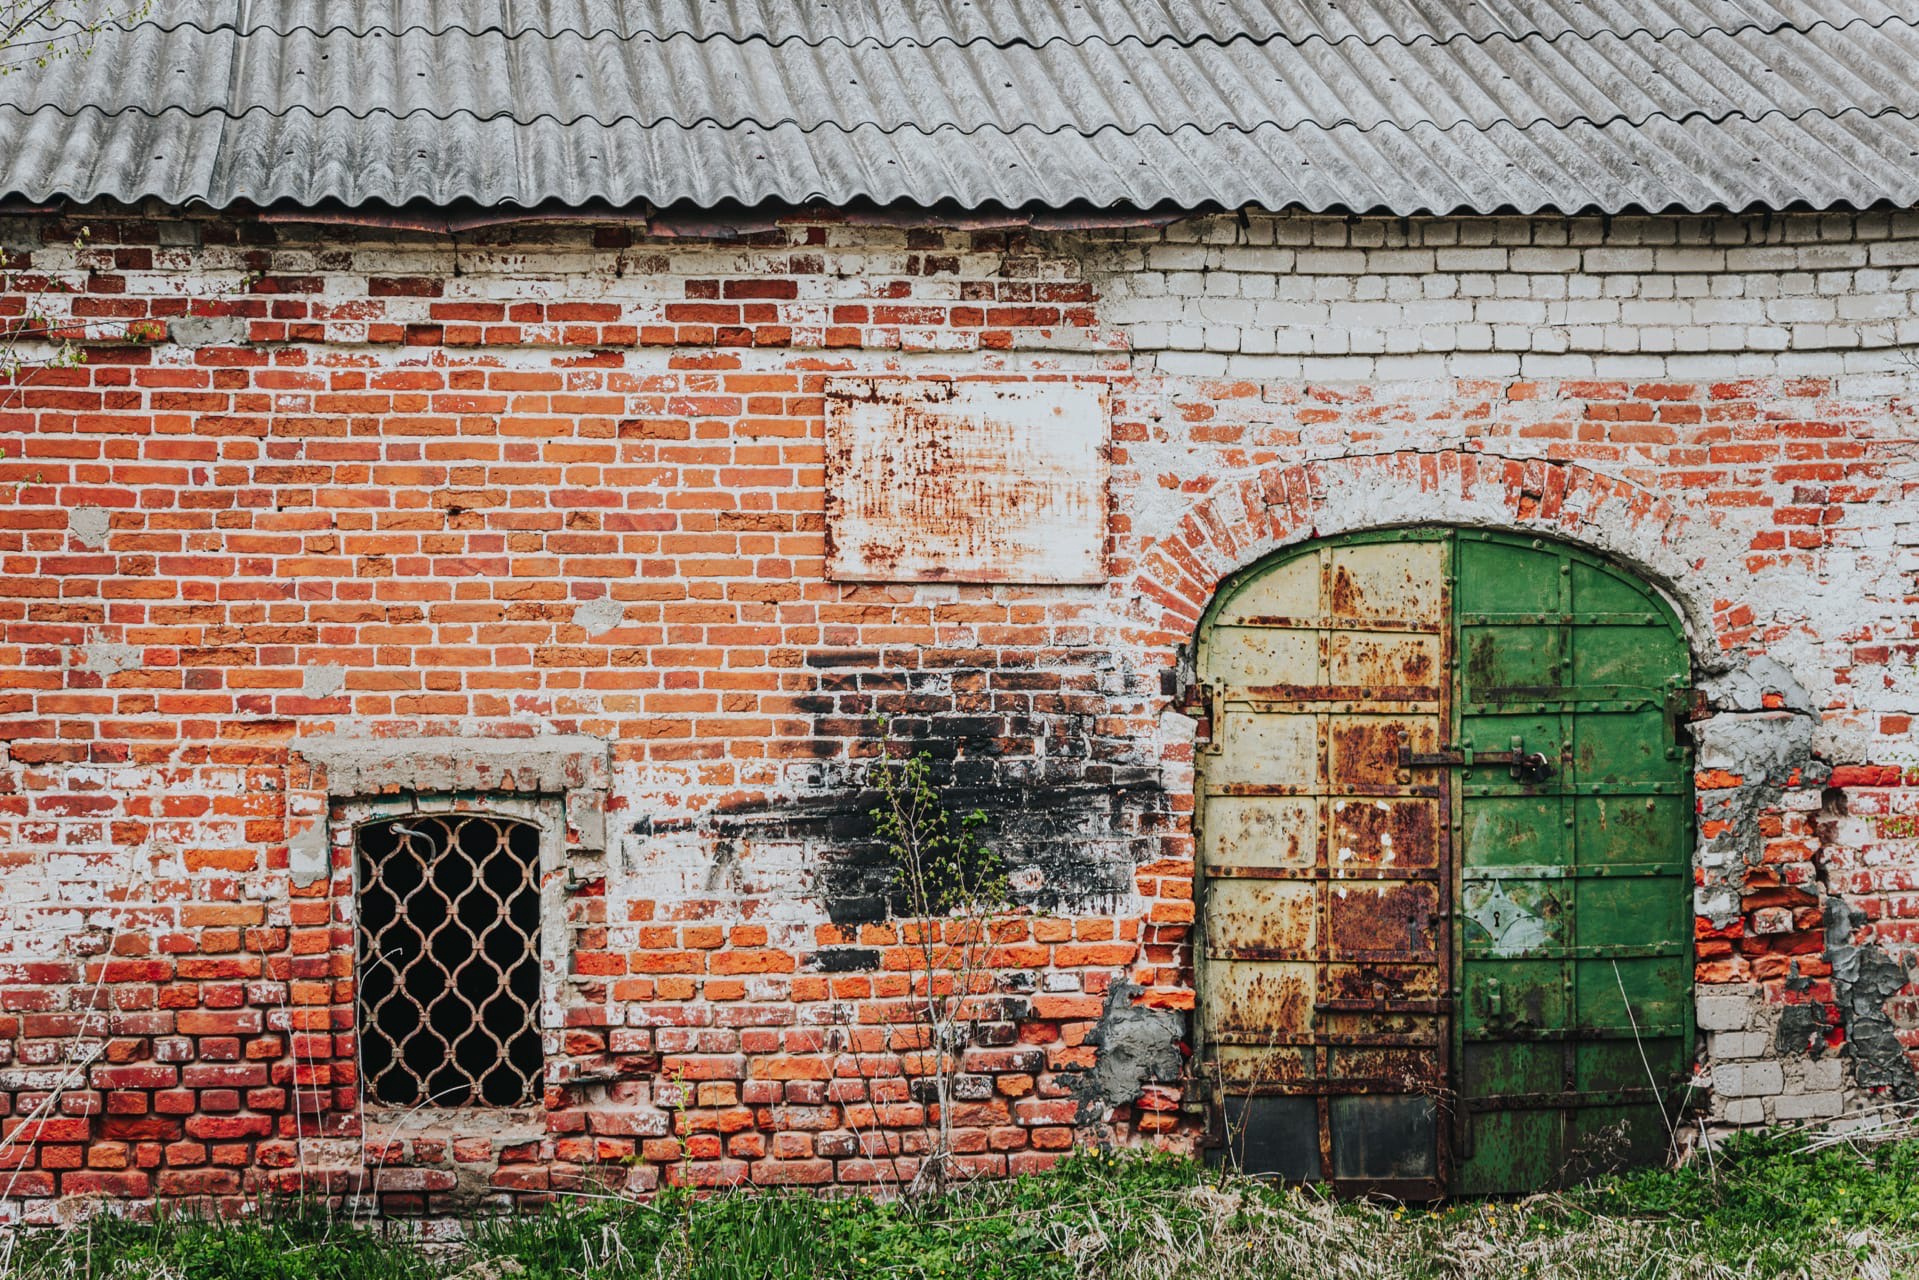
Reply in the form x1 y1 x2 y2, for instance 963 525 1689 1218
1196 528 1693 1195
1448 532 1693 1194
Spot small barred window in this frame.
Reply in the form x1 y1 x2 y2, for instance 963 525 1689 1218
355 814 543 1107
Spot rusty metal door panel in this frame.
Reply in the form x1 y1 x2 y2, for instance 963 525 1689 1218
1199 529 1693 1198
1201 796 1317 869
1207 960 1316 1038
1324 538 1445 621
1328 629 1440 689
1206 880 1317 954
1208 709 1318 789
1197 533 1451 1196
1207 626 1321 687
1329 715 1442 792
1333 798 1438 870
1329 881 1441 960
1211 549 1325 622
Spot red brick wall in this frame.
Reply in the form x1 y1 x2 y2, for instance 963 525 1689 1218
1 208 1915 1215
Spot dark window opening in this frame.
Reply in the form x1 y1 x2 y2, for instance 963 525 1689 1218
356 813 543 1107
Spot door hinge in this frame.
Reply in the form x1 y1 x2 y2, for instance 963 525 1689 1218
1179 682 1219 751
1664 686 1709 746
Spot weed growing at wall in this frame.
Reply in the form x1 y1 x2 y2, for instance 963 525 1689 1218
869 719 1012 1196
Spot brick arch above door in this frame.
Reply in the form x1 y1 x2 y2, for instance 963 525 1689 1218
1126 450 1744 665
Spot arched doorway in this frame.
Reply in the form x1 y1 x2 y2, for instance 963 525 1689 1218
1194 528 1694 1196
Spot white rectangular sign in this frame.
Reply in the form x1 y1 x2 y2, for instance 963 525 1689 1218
824 379 1109 584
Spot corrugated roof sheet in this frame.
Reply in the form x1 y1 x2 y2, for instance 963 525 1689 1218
92 0 1919 45
0 1 1915 213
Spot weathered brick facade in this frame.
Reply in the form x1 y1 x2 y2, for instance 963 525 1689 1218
1 205 1916 1216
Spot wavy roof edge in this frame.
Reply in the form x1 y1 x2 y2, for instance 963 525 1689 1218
3 106 1916 216
7 100 1918 141
33 0 1919 49
40 9 1898 48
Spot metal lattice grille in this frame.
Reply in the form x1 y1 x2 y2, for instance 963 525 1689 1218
356 813 543 1107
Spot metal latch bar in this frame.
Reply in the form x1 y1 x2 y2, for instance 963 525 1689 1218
1397 734 1555 783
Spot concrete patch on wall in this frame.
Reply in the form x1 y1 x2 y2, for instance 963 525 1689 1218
571 598 625 637
297 733 611 797
297 734 612 854
1822 896 1919 1101
67 506 111 549
1691 662 1821 930
288 818 330 887
79 641 141 677
1073 979 1185 1120
302 664 346 699
166 314 248 348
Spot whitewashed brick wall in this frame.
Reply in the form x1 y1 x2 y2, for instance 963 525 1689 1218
1082 210 1919 384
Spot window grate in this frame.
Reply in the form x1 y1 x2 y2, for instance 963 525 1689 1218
356 813 543 1107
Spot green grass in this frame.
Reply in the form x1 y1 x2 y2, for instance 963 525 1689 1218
6 1135 1917 1280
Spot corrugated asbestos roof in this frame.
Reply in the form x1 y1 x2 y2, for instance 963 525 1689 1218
0 1 1915 214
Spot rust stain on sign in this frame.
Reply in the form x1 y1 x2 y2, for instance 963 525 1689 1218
824 378 1109 584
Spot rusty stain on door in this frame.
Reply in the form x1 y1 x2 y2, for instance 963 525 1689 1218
1194 529 1694 1197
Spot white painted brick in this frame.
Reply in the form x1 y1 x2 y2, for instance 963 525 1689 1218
1722 1099 1767 1125
1202 325 1240 353
1707 1031 1770 1059
1799 1058 1846 1092
1299 355 1376 379
1712 1062 1785 1097
1585 248 1658 272
1800 244 1868 269
1101 209 1919 377
1447 352 1523 376
1518 352 1596 376
1295 250 1368 274
1256 302 1330 327
1194 298 1258 326
1869 241 1919 267
1365 249 1437 273
1155 350 1230 376
1510 248 1581 272
1774 1092 1844 1120
1217 247 1296 273
1656 248 1728 272
1435 248 1509 271
1477 300 1548 324
1220 353 1303 379
1698 997 1758 1035
1145 244 1208 270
